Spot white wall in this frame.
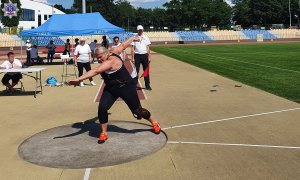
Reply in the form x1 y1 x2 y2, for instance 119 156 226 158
0 0 65 30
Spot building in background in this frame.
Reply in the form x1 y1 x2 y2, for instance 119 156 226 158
0 0 65 30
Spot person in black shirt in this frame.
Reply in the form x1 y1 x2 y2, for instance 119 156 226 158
68 36 161 144
63 39 71 56
101 35 109 49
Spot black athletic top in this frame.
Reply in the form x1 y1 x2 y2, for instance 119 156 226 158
100 53 133 89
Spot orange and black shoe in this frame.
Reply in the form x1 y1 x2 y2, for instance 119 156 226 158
98 132 108 144
152 121 161 134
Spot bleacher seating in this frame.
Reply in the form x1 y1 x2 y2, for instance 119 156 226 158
241 30 278 39
107 33 135 43
207 30 248 40
1 29 300 49
26 37 65 46
0 33 23 47
144 31 181 42
176 31 212 41
270 29 300 38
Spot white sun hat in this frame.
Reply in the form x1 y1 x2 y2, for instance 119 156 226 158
137 25 144 30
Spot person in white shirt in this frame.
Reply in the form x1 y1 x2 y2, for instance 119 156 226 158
112 36 137 79
0 52 23 94
74 38 96 87
131 25 152 90
25 40 32 65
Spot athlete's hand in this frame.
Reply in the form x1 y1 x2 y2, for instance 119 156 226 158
67 79 80 86
133 36 140 42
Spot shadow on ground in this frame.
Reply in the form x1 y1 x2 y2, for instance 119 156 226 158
53 117 152 139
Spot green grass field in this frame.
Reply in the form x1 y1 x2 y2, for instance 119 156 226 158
152 43 300 103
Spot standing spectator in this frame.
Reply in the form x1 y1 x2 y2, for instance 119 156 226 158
30 45 39 64
89 39 97 63
63 38 71 56
74 38 79 47
101 35 109 49
74 38 96 87
25 40 32 65
112 36 137 79
0 52 23 94
111 36 124 59
131 25 152 90
46 40 56 64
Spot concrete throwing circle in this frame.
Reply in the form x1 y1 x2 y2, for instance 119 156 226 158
18 120 167 169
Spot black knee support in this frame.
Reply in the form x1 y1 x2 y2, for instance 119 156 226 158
98 110 109 124
133 107 151 120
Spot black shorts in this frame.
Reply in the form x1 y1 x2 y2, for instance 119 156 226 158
1 73 22 84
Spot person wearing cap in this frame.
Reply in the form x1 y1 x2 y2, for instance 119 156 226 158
46 40 56 64
25 40 32 65
131 25 152 90
74 38 96 87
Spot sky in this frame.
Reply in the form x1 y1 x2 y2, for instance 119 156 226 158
45 0 233 9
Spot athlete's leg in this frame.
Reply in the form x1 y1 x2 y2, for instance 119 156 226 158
119 84 161 134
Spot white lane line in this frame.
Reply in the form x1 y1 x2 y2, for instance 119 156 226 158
93 81 104 103
83 168 91 180
138 80 148 100
162 107 300 130
168 141 300 150
195 52 300 74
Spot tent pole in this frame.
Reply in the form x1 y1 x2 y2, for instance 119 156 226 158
20 36 23 63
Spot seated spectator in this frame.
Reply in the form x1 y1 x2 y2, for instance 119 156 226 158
0 52 23 94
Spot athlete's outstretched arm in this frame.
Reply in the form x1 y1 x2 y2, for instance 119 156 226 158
68 61 112 86
112 36 140 55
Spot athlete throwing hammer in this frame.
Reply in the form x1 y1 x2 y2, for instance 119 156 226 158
68 36 161 144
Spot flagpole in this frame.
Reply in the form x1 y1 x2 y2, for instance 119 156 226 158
82 0 86 13
289 0 292 27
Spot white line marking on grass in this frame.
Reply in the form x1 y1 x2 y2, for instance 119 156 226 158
83 168 91 180
162 107 300 130
168 141 300 150
194 52 300 74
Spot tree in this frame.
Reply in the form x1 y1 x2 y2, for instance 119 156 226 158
233 0 300 28
152 8 168 30
115 0 135 31
54 4 65 12
0 0 22 30
209 0 232 28
164 0 232 30
72 0 117 22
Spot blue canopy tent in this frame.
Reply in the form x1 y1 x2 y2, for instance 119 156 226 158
19 12 125 63
21 12 125 36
